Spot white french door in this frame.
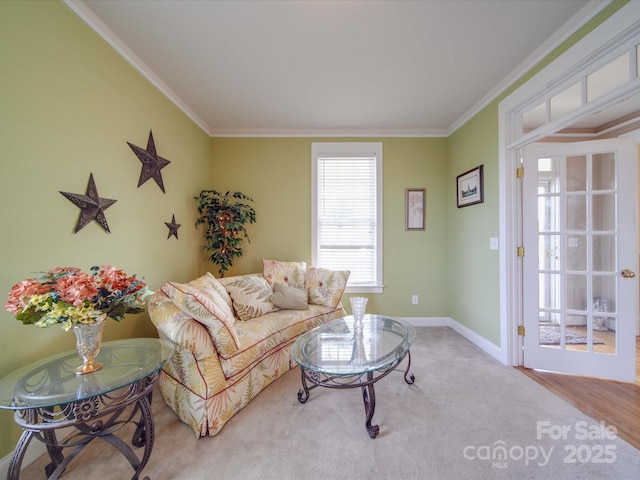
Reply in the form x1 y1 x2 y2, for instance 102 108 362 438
522 138 637 382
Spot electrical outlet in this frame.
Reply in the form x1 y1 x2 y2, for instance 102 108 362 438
412 295 419 305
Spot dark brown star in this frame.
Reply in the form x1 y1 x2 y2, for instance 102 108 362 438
165 214 181 239
60 173 117 233
127 130 171 193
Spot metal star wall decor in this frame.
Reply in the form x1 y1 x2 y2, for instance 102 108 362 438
165 214 181 239
127 130 171 193
60 173 117 233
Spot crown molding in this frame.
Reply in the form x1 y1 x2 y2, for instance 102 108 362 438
446 0 610 136
64 0 212 134
66 0 607 139
209 128 447 138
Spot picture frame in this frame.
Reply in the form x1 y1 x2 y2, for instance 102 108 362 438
405 188 425 230
456 165 484 208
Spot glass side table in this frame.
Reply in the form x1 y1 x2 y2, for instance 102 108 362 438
0 338 175 480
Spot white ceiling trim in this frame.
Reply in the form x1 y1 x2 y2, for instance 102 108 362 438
65 0 606 139
446 0 609 136
209 128 447 138
64 0 211 133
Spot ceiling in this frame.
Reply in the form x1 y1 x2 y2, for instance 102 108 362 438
69 0 596 136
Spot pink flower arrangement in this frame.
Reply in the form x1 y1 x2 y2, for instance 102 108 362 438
4 266 148 330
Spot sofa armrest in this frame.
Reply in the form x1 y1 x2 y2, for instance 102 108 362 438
148 292 227 397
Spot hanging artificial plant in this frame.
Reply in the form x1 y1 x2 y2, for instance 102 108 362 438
195 190 257 277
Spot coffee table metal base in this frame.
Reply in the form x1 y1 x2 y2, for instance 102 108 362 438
297 351 415 439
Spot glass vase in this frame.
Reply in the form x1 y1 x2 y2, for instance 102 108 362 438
350 296 368 333
72 321 105 375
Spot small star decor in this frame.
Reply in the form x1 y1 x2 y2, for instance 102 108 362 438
165 214 181 239
127 130 171 193
59 173 117 234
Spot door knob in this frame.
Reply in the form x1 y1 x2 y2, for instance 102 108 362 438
621 269 636 278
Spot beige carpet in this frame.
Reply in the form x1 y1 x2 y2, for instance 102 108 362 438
20 327 640 479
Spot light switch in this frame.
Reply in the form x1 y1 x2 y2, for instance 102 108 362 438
490 237 499 250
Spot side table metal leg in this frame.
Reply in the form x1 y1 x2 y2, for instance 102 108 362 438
131 394 154 480
361 374 379 439
43 429 65 478
404 350 415 384
7 430 34 480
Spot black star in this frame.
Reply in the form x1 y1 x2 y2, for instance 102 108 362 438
127 130 171 193
165 214 181 239
60 173 117 233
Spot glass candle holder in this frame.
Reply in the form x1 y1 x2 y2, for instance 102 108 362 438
350 296 368 334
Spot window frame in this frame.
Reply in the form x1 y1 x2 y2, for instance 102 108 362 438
311 142 383 294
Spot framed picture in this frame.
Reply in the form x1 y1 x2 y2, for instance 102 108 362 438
406 188 425 230
456 165 484 208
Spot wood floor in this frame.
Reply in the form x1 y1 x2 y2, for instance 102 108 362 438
517 336 640 451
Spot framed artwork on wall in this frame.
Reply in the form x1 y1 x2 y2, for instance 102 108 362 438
406 188 425 230
456 165 484 208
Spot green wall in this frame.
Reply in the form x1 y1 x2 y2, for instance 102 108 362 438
447 104 501 345
0 2 211 457
209 137 450 317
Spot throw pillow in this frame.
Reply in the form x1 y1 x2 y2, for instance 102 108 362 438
188 272 234 312
305 267 350 308
270 282 308 310
262 259 307 290
161 281 240 354
219 274 278 321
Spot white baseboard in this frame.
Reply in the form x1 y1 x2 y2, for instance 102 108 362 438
401 317 506 365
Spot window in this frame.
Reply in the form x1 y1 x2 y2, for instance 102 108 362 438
311 142 383 293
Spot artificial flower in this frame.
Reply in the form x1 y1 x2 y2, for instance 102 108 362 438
4 266 149 331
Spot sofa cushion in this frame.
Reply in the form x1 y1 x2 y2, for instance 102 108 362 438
187 272 233 313
305 267 350 307
220 274 278 321
262 259 307 290
161 281 240 356
270 282 308 310
219 304 344 379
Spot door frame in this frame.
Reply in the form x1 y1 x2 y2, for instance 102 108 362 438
499 2 640 368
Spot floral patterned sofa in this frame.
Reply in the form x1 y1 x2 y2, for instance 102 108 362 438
147 260 349 437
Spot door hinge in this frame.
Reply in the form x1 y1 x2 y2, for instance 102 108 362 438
516 167 524 178
517 246 525 257
518 325 525 336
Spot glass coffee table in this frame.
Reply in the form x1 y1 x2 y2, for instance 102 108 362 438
0 338 175 480
291 314 416 439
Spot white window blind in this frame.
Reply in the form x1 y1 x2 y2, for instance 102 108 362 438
312 142 383 292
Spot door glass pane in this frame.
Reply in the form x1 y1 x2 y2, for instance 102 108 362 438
566 274 587 311
539 273 560 310
593 194 615 231
539 196 559 232
539 312 561 350
566 195 586 230
538 156 560 191
592 152 616 190
592 277 616 355
523 102 546 132
550 82 582 122
586 52 630 102
539 235 560 270
593 234 616 272
566 155 586 191
566 315 588 352
566 235 586 271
